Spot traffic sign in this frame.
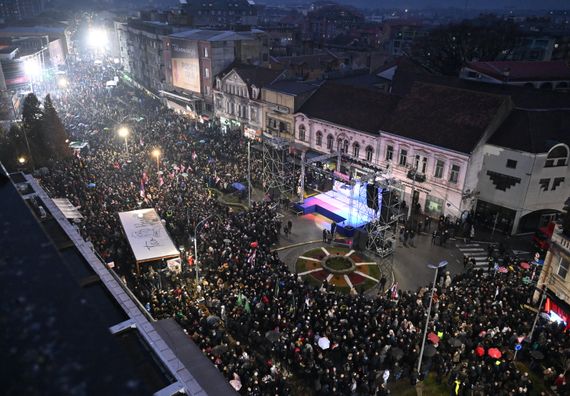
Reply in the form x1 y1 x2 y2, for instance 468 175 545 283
515 344 522 351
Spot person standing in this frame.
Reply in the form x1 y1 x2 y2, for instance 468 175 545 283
287 220 293 234
322 228 328 243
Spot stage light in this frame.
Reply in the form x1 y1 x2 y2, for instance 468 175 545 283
24 59 41 77
87 27 108 50
57 77 68 88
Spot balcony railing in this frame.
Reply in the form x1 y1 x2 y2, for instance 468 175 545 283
407 168 426 183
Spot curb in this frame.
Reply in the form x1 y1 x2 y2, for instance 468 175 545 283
272 240 322 252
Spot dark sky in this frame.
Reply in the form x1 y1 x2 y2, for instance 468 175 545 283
260 0 569 9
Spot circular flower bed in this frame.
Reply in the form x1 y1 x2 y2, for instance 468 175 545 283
295 246 380 294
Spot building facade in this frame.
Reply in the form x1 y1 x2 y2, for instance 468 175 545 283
213 65 286 139
162 29 268 118
180 0 258 28
476 109 570 234
537 223 570 329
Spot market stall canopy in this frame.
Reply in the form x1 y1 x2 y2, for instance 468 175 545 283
118 208 179 263
52 198 83 219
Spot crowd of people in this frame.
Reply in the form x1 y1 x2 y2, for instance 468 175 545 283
35 60 569 395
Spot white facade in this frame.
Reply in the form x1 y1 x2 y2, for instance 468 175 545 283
293 114 475 219
214 70 265 139
477 143 570 233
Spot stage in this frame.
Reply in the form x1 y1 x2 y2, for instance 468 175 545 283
294 181 377 236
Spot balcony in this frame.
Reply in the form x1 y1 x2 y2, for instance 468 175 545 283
407 168 426 183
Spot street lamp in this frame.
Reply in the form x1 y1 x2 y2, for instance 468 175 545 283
417 260 449 375
152 148 161 170
18 156 26 165
118 127 129 154
57 77 68 89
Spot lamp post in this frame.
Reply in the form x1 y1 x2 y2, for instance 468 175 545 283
417 260 448 375
118 127 129 154
152 148 161 170
193 214 217 295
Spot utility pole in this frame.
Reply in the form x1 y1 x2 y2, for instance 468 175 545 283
247 140 251 207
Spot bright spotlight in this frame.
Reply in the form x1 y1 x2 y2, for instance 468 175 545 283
23 59 41 77
118 127 129 138
57 77 68 88
87 27 108 50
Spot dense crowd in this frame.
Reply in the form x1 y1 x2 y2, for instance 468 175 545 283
37 61 569 395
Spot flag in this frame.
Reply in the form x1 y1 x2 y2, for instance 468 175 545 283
247 249 257 266
390 283 399 300
245 301 251 314
274 279 280 298
159 176 164 187
139 179 145 197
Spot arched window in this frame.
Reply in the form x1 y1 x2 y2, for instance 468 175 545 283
316 131 323 146
326 134 334 151
540 82 553 90
352 142 360 158
556 82 569 91
337 138 343 152
343 139 349 153
545 144 569 167
298 124 306 141
366 146 374 162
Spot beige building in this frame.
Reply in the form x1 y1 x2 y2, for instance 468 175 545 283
261 80 319 140
537 222 570 329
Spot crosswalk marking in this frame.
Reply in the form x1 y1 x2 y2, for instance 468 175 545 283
457 242 494 271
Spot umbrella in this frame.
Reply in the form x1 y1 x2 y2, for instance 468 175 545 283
448 338 463 348
423 344 437 358
498 267 508 273
520 262 530 269
522 277 532 284
206 315 221 326
475 346 485 357
223 238 231 244
229 379 242 391
87 183 96 188
250 241 259 248
530 350 544 360
428 332 440 344
157 171 164 175
211 344 228 356
265 330 280 343
318 337 331 350
390 347 404 361
488 348 502 359
181 172 188 178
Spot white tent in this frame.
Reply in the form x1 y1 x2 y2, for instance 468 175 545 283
118 209 179 270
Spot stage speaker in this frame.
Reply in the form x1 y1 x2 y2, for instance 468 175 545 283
353 229 368 251
366 184 379 210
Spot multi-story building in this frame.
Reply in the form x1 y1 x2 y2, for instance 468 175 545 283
213 64 286 139
476 109 570 234
179 0 258 28
537 222 570 330
261 80 319 140
113 21 130 73
304 4 364 42
123 20 182 93
0 0 44 22
162 28 268 118
293 81 511 219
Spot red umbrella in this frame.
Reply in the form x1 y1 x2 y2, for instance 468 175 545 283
427 332 440 344
475 346 485 357
520 262 530 270
498 267 508 273
488 348 502 359
250 241 259 248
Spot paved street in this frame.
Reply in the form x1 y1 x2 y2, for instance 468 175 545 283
276 210 536 292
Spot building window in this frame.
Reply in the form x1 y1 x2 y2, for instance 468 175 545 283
449 164 460 184
204 47 208 57
399 149 407 166
506 159 517 169
558 257 570 279
353 142 360 158
343 139 349 153
205 67 209 78
434 159 444 178
539 178 550 192
386 145 393 161
552 177 565 191
327 134 334 150
545 145 568 167
299 124 306 141
366 146 374 162
316 131 323 146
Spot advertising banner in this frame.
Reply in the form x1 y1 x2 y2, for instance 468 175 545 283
171 38 200 93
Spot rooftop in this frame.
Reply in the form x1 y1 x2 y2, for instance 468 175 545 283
223 64 285 89
383 82 508 154
488 109 570 154
264 79 319 95
170 29 263 41
467 60 570 82
298 82 400 134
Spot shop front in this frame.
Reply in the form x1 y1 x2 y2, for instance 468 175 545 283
425 194 444 218
544 292 570 330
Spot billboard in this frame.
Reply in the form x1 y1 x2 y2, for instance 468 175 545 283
171 38 200 93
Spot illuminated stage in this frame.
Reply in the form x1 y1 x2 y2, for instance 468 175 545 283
295 181 378 236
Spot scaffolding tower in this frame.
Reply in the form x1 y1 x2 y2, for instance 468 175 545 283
366 178 404 258
261 135 295 205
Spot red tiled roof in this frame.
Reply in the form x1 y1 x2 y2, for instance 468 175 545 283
467 61 570 82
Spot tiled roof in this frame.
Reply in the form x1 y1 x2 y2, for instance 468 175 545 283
170 29 256 41
488 109 570 153
383 82 508 154
233 64 285 88
264 80 320 95
467 61 570 82
298 82 400 134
